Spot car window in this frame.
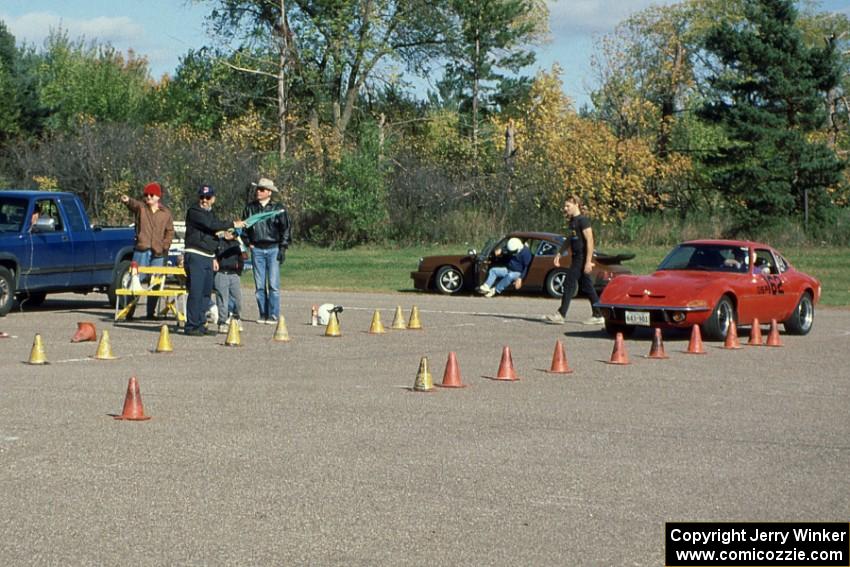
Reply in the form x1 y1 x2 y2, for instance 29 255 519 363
0 197 27 233
659 244 749 272
62 199 87 232
753 249 778 275
534 239 556 256
776 254 788 273
34 199 64 231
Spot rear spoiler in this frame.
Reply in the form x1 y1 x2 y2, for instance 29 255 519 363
594 251 635 264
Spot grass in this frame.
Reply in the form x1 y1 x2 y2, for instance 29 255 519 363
246 244 850 307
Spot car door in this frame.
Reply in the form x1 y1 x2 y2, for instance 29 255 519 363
20 197 73 291
749 248 785 322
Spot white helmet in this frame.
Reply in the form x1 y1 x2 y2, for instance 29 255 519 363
506 237 523 252
317 303 343 325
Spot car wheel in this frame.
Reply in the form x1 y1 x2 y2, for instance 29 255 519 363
702 295 735 341
604 319 634 338
108 259 132 308
0 266 15 317
435 265 464 294
783 292 814 335
544 270 577 299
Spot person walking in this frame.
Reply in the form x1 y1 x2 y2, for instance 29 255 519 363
545 195 605 325
183 185 245 336
242 177 291 325
120 182 175 319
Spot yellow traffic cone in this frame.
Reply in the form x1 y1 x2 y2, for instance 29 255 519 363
28 333 48 365
368 310 385 334
412 357 435 392
93 329 117 360
407 305 423 330
155 324 173 353
273 315 291 342
324 311 341 337
225 317 242 346
390 305 407 330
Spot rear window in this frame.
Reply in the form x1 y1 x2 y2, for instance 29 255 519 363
0 197 28 233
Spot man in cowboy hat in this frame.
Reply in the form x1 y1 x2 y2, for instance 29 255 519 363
242 177 292 325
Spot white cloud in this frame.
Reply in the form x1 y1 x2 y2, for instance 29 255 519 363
2 11 143 49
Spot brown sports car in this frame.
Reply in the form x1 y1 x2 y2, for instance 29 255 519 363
410 231 634 298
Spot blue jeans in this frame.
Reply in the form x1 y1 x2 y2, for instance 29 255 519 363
484 266 521 293
251 247 280 320
131 249 165 317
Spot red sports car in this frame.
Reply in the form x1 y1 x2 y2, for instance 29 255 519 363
596 240 820 340
410 231 633 298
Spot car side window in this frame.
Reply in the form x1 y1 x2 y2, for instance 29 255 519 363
775 254 788 273
34 199 64 231
753 249 778 275
535 240 555 256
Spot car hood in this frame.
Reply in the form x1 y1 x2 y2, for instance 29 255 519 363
600 270 726 303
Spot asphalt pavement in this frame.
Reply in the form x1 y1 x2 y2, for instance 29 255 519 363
0 289 848 565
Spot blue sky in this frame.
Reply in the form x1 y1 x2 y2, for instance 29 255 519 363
2 0 848 109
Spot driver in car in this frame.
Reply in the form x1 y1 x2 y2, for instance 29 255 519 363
477 237 532 298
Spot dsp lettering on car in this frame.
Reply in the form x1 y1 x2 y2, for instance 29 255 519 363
757 274 784 296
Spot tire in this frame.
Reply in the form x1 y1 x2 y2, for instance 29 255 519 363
434 265 464 294
0 266 14 317
701 295 735 341
544 270 577 299
108 259 132 308
783 292 814 335
604 319 635 338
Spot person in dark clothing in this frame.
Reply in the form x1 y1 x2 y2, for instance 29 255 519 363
545 195 604 325
241 177 292 325
183 185 245 336
477 237 532 297
214 235 245 333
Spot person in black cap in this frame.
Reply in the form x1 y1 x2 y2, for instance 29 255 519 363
183 185 246 336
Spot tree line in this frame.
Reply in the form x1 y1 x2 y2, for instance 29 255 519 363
0 0 848 247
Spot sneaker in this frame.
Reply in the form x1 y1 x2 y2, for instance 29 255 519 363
218 324 229 334
266 317 278 325
207 305 219 325
582 316 606 326
544 312 566 324
256 318 267 325
485 289 496 298
477 284 491 294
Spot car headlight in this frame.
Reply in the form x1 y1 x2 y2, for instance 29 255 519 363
418 257 424 270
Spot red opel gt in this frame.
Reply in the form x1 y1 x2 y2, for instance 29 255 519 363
596 240 821 340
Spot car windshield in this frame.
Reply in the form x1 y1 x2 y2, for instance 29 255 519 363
658 244 750 273
0 196 28 233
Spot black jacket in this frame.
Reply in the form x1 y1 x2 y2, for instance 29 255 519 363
242 200 291 249
216 239 244 274
185 204 235 255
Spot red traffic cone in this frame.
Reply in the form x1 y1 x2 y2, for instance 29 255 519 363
546 340 574 373
71 321 97 342
724 320 742 349
437 352 467 388
646 328 669 359
748 318 763 346
765 318 783 347
684 324 706 354
113 376 151 421
489 346 519 381
606 332 630 365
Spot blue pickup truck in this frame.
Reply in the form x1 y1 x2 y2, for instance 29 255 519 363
0 190 136 316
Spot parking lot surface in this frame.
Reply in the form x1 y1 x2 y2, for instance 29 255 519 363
1 290 848 565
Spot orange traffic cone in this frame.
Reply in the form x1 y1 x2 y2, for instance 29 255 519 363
748 318 763 346
113 376 151 421
723 320 742 349
545 340 574 374
412 357 435 392
437 352 467 388
684 324 706 354
71 321 97 342
646 328 669 359
606 332 630 365
765 318 783 347
489 346 519 381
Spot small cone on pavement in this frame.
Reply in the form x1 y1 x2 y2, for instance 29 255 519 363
310 305 318 326
113 376 151 421
273 316 291 342
324 311 341 337
437 352 467 388
128 261 144 292
390 306 407 330
407 306 423 330
723 320 742 350
684 324 706 355
225 317 242 346
748 318 763 346
94 330 117 360
71 321 97 343
765 318 783 347
490 346 519 381
368 310 385 334
606 332 630 365
155 324 173 353
646 328 669 359
546 340 574 373
412 357 435 392
27 333 48 365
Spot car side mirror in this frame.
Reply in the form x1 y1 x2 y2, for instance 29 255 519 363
31 217 56 232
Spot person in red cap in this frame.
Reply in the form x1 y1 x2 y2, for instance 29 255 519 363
120 182 175 319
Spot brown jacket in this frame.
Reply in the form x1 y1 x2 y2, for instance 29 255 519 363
125 198 175 257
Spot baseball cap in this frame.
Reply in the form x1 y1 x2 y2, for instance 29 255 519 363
198 185 216 198
143 182 162 197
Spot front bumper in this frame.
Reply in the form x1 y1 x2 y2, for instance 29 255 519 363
410 271 432 291
596 303 712 327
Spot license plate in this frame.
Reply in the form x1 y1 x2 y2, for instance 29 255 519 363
625 310 650 326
